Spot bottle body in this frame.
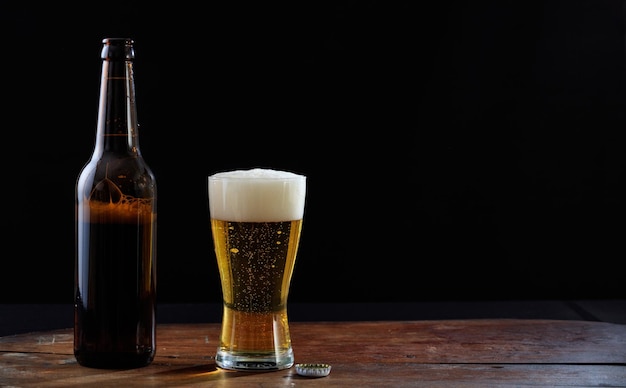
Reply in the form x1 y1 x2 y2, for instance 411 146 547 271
74 38 157 369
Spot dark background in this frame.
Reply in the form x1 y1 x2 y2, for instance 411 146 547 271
2 1 625 304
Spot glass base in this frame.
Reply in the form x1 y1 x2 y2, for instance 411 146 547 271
215 348 294 371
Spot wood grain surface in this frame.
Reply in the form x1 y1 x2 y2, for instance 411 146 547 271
1 320 625 387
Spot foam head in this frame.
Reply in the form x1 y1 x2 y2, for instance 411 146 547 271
208 168 306 222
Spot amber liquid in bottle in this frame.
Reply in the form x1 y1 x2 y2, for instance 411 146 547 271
74 38 157 369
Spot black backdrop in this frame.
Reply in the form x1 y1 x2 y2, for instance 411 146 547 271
2 1 626 304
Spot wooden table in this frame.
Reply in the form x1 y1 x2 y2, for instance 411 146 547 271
1 320 625 387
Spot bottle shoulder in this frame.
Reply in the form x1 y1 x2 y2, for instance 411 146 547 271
81 152 154 170
77 154 156 200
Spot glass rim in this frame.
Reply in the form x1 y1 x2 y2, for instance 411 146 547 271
208 169 306 181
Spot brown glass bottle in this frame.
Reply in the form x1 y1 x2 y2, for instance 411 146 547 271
74 38 157 369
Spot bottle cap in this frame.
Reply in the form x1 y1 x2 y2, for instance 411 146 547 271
295 363 332 377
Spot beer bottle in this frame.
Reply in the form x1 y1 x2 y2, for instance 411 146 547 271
74 38 157 369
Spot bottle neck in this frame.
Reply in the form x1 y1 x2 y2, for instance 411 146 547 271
94 56 141 155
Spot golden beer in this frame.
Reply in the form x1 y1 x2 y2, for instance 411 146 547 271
208 169 306 371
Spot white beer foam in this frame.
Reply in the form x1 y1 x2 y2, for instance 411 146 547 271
208 168 306 222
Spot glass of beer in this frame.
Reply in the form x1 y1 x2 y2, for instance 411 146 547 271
207 168 306 371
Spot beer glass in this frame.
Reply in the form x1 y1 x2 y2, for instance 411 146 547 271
207 168 306 371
